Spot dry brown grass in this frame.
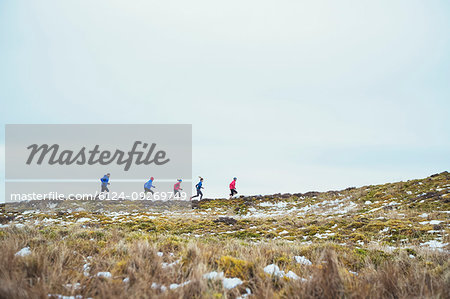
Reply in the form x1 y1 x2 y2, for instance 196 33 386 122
1 172 448 298
0 224 448 299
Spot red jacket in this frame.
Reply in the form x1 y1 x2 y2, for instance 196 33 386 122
174 182 181 190
229 180 236 189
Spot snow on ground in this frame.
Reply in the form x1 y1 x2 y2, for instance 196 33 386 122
264 264 283 276
202 271 245 290
242 197 359 218
260 201 288 208
151 282 167 292
314 232 335 239
203 271 224 280
419 220 444 225
15 247 31 257
285 271 301 280
48 294 82 299
162 260 180 268
169 280 190 290
294 256 312 265
96 272 112 278
83 263 91 277
222 277 243 289
420 240 449 249
263 264 303 280
76 218 92 223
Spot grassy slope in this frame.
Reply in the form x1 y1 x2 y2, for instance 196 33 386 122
0 172 449 298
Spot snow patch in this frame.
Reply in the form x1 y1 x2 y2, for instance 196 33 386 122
284 271 300 280
420 220 443 225
294 256 312 265
420 240 448 249
162 259 180 268
264 264 282 276
203 271 224 280
223 277 243 289
96 272 112 278
15 247 31 257
76 218 91 223
83 264 90 277
169 280 190 289
264 264 302 280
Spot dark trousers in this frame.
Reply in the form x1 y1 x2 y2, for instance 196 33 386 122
230 189 237 196
191 189 203 200
101 185 109 192
144 188 154 194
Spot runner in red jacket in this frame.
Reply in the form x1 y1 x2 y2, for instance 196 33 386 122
173 179 182 198
229 177 237 199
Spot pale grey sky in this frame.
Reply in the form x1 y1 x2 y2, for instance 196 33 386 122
1 0 449 199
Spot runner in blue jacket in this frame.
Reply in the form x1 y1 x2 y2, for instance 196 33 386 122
100 173 110 193
144 177 156 194
190 177 204 200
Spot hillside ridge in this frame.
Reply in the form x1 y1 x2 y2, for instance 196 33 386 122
0 172 448 298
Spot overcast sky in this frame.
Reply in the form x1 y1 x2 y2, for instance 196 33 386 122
1 1 449 200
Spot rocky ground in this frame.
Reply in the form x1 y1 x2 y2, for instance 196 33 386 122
0 172 448 298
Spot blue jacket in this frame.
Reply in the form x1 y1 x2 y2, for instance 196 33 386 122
100 175 109 186
196 181 202 190
144 179 154 189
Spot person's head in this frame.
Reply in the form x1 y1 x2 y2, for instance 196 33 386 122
200 177 203 181
150 177 154 181
233 177 237 181
107 173 110 177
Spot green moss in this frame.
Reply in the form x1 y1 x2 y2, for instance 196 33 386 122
362 221 386 232
354 248 367 257
122 220 156 232
349 233 367 242
231 231 261 239
112 258 129 275
405 248 417 256
346 222 365 230
218 255 255 280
